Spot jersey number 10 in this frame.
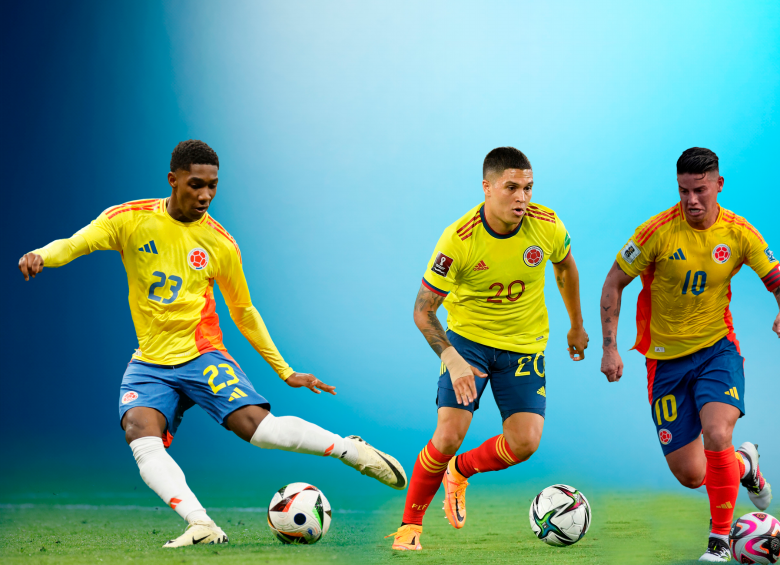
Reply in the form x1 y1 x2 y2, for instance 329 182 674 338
681 270 707 296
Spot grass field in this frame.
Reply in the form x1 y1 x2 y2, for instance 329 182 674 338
1 483 768 565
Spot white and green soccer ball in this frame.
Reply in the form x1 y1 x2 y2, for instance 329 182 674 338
267 482 332 544
529 484 591 546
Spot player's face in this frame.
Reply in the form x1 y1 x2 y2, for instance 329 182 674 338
677 170 723 228
483 168 533 228
167 164 219 222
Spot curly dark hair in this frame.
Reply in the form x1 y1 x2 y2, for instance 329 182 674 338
483 147 532 179
170 140 219 172
677 147 718 175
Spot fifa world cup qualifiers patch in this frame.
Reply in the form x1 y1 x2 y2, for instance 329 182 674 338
431 252 454 277
766 247 777 263
621 240 641 264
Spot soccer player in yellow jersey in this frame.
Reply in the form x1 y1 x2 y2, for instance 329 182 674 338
387 147 589 550
17 140 406 548
600 148 778 562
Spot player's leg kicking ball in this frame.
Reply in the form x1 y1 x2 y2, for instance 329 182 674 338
737 442 773 510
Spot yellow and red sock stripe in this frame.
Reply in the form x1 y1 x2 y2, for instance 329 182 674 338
418 445 449 475
495 435 520 466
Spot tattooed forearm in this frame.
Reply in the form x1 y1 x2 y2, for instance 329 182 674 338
556 274 565 289
413 284 451 357
422 311 451 356
603 336 616 349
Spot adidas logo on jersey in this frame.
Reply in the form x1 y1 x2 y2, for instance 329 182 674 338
725 387 739 400
138 240 159 254
473 260 489 271
668 248 686 260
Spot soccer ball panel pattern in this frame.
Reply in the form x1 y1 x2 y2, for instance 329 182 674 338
529 484 591 547
267 482 332 545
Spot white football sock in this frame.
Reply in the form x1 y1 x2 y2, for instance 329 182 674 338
740 456 752 479
250 413 358 465
130 437 211 524
711 532 729 543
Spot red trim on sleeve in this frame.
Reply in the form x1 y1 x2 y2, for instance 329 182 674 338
761 264 780 292
551 248 571 264
421 278 449 297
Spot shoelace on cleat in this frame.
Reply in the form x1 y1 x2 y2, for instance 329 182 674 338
384 526 420 542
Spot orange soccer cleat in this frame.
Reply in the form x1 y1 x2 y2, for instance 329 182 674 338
442 457 469 529
385 524 423 550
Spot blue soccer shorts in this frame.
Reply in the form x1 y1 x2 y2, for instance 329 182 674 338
647 336 745 456
436 330 547 421
118 350 269 445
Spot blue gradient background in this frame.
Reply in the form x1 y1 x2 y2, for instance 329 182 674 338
2 1 778 509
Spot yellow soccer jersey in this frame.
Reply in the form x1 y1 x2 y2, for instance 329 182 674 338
32 198 293 376
422 203 571 353
616 203 780 360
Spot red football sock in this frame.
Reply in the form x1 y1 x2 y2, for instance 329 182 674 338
456 434 523 478
401 440 453 526
705 448 740 535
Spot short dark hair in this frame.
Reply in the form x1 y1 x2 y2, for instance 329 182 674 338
677 147 718 175
483 147 531 179
170 139 219 172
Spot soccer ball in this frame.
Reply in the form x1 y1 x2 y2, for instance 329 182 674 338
267 482 332 544
730 512 780 564
529 484 591 546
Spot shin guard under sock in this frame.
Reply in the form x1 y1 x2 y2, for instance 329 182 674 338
401 441 453 526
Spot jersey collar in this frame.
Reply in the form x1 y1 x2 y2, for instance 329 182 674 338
480 205 523 239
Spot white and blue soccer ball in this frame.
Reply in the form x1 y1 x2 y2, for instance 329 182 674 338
529 484 591 546
267 482 332 544
730 512 780 564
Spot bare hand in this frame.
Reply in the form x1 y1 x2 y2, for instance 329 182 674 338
567 326 589 361
18 253 44 281
451 365 487 406
601 348 624 382
773 312 780 338
285 373 336 395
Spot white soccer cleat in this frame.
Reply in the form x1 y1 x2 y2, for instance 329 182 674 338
162 520 228 548
699 536 731 562
341 435 407 490
737 442 772 511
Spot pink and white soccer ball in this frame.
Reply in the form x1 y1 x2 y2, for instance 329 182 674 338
730 512 780 564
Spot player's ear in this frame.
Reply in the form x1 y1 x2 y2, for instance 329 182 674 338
168 171 178 190
482 178 491 197
717 176 724 192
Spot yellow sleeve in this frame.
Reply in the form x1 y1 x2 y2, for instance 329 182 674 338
740 222 780 291
421 226 465 296
615 223 660 278
215 237 293 379
229 306 295 380
31 211 121 267
550 216 572 263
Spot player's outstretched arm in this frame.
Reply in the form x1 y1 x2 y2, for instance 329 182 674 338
599 261 634 382
228 305 336 395
552 252 589 361
412 284 486 405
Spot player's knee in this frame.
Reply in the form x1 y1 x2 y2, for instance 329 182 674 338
676 469 706 489
702 423 733 451
505 433 540 461
433 429 466 455
122 408 166 445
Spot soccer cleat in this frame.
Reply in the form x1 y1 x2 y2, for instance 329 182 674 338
341 436 407 490
385 524 423 550
162 520 228 548
442 457 468 529
699 536 731 562
737 442 772 511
